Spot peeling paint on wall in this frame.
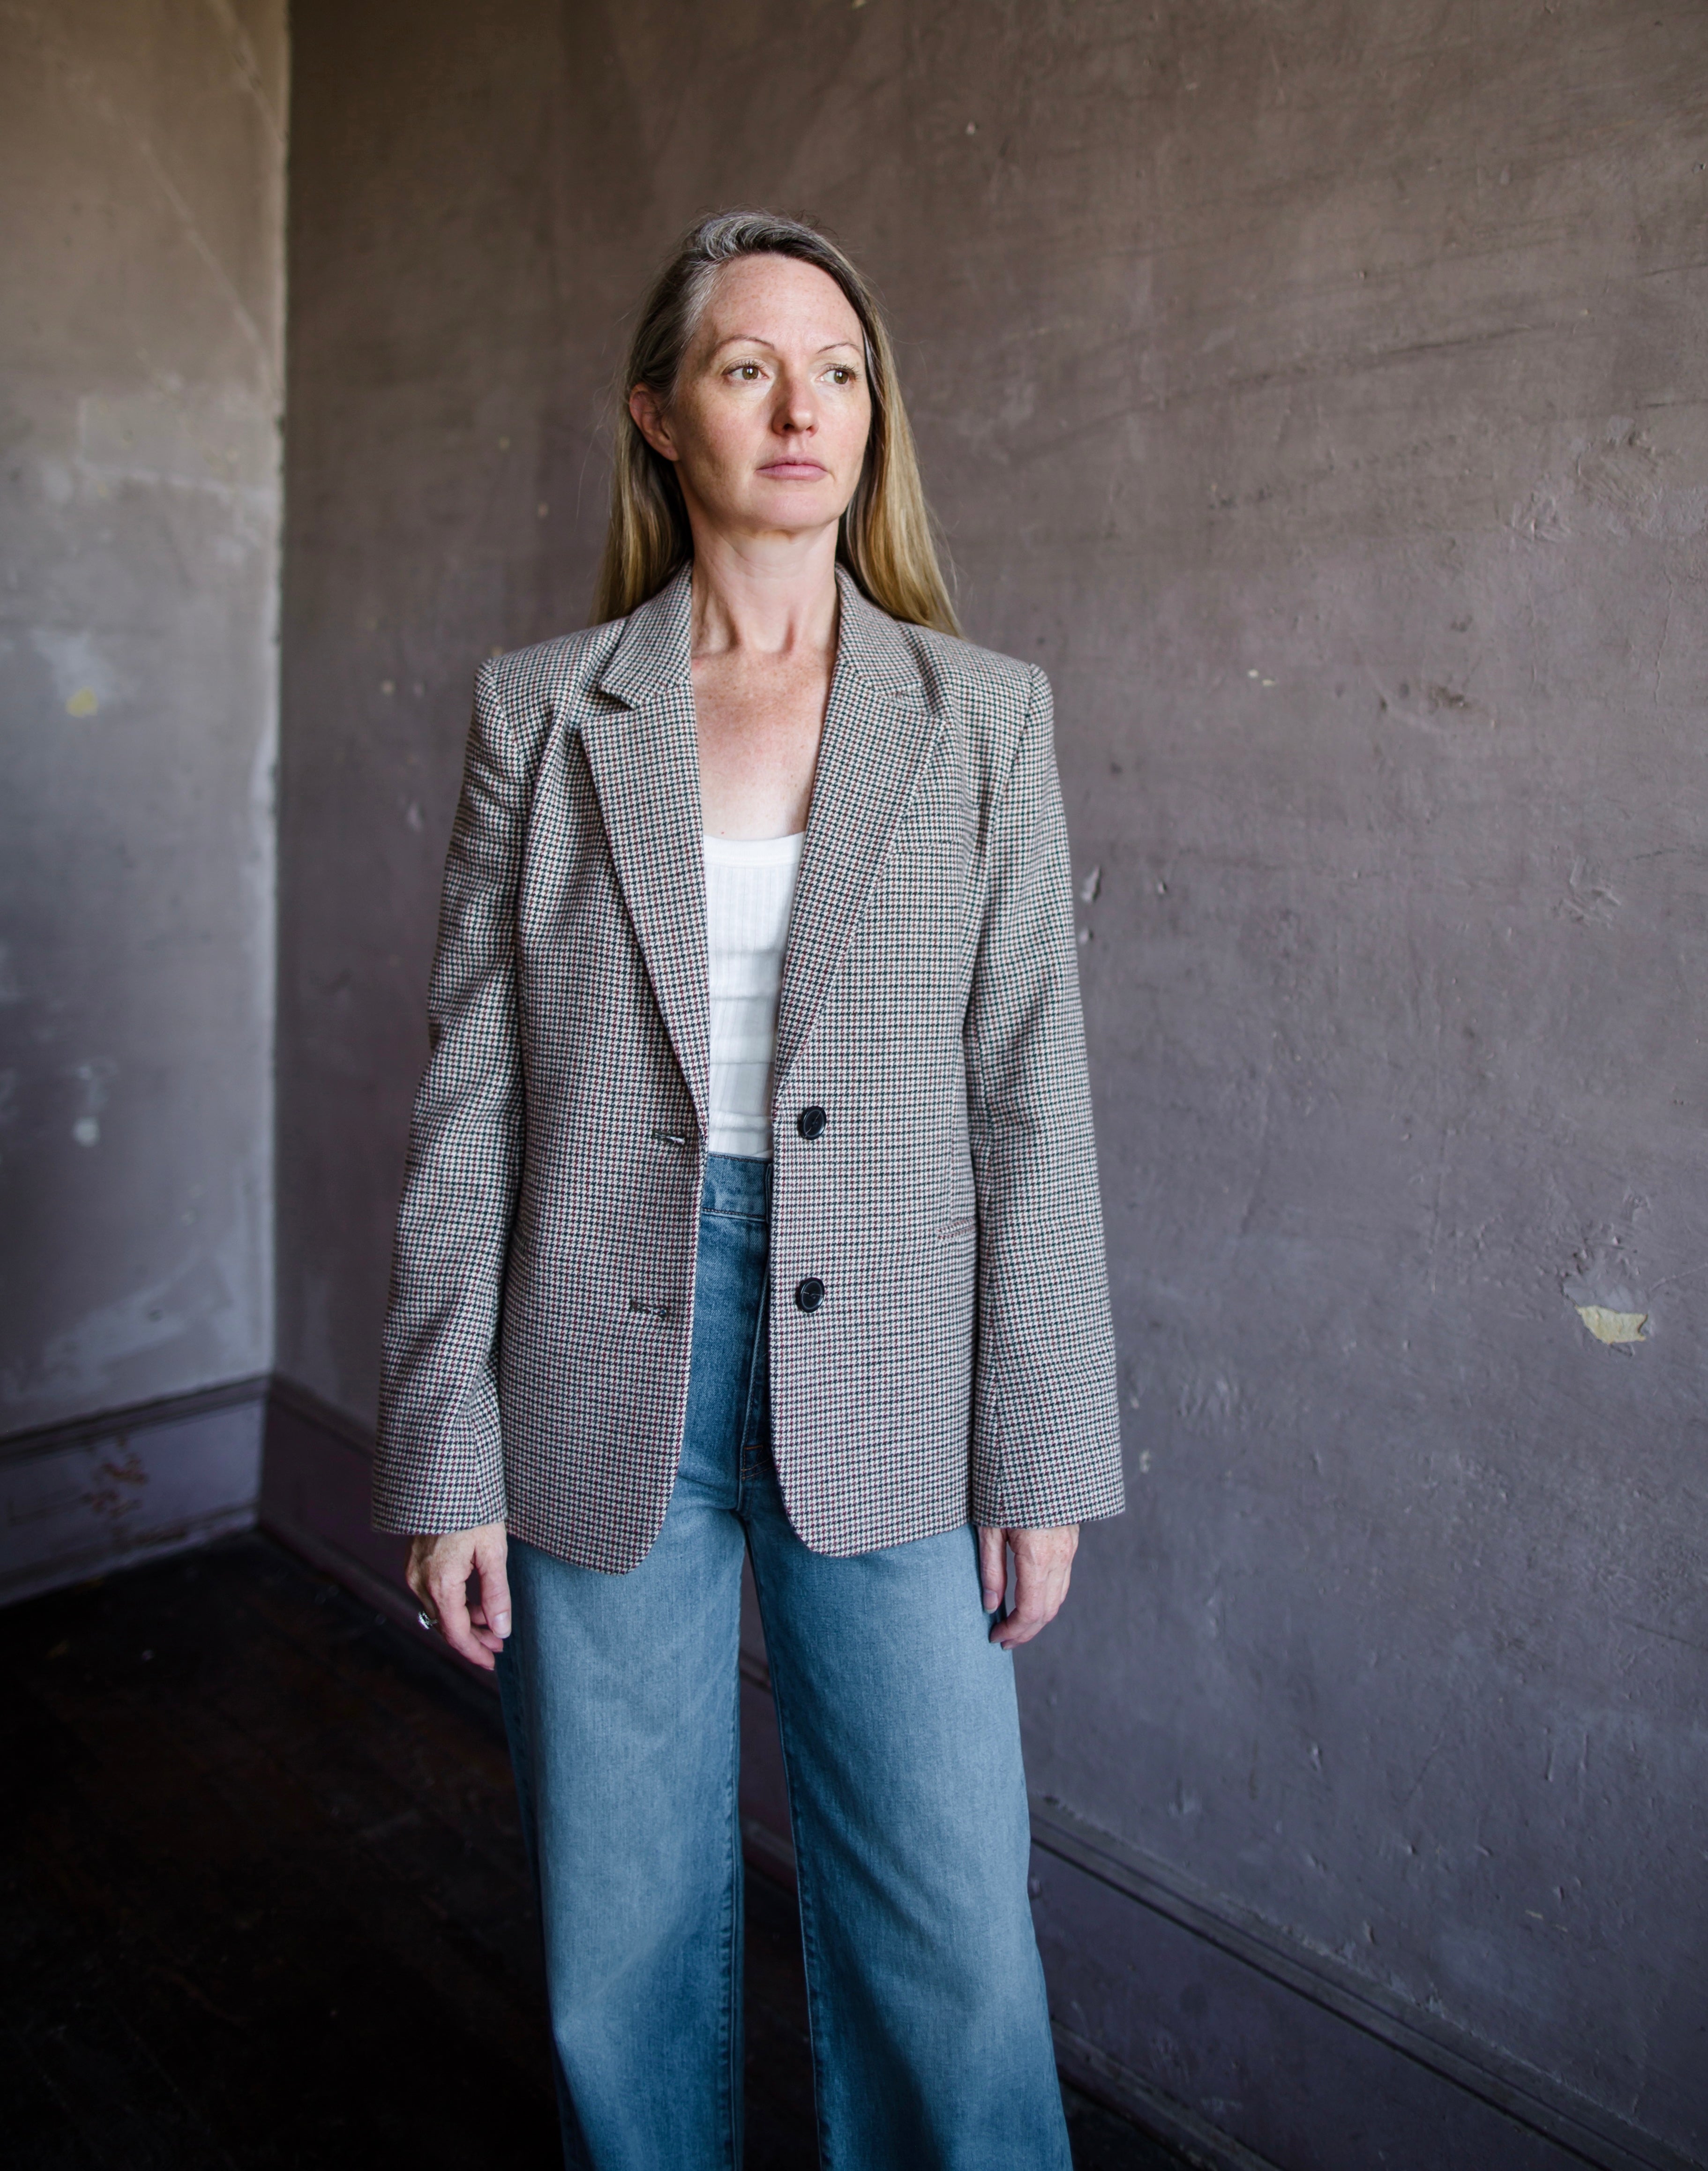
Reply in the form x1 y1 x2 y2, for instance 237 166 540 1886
1574 1304 1648 1347
1561 1244 1652 1352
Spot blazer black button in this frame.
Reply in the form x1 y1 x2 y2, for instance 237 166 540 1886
796 1105 827 1141
794 1276 826 1314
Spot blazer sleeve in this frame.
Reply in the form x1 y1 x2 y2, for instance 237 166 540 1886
372 659 525 1535
964 666 1125 1529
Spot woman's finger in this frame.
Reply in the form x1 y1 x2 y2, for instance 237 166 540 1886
472 1529 513 1643
404 1524 509 1664
977 1525 1008 1615
992 1586 1056 1647
427 1552 497 1672
405 1538 434 1608
989 1526 1079 1647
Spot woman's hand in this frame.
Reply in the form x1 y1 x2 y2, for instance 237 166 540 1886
977 1523 1079 1649
405 1522 511 1671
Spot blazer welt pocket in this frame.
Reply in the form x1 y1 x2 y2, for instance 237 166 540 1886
938 1214 977 1243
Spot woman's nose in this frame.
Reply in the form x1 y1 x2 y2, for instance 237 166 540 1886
774 377 816 432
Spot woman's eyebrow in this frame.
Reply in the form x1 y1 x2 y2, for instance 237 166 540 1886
709 333 862 357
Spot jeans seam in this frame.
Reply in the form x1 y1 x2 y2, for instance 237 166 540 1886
746 1548 840 2171
719 1639 744 2171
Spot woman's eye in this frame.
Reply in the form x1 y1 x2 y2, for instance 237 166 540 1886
732 364 762 382
828 367 855 385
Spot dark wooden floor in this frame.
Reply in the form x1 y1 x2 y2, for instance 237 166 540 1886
3 1535 1188 2169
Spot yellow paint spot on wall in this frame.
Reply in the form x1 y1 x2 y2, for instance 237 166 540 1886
66 687 98 716
1576 1305 1647 1345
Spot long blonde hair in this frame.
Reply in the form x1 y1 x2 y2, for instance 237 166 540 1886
593 210 959 636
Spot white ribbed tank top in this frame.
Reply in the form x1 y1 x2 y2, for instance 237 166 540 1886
702 831 804 1160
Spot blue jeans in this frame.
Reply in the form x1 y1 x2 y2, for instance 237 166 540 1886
498 1153 1070 2170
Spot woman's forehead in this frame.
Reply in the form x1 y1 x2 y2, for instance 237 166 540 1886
698 254 861 347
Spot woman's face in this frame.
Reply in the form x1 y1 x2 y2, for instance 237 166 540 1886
631 254 872 547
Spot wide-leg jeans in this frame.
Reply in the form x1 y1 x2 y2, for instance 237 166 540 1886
497 1152 1071 2170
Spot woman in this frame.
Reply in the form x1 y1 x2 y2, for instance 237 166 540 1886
374 210 1123 2169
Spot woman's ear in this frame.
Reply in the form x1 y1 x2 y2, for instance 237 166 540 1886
629 384 678 462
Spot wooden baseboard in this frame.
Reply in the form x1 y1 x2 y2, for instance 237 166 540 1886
0 1377 267 1604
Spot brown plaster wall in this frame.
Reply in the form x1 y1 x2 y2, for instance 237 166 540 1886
278 3 1708 2155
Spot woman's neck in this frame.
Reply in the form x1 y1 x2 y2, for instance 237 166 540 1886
685 518 841 842
686 519 841 664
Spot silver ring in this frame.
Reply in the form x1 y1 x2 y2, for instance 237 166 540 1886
417 1607 438 1634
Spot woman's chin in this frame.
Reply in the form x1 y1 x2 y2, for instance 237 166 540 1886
711 497 848 547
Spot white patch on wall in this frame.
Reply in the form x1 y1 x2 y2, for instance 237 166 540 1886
68 1058 114 1148
30 628 122 719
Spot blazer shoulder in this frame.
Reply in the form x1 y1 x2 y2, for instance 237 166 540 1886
896 621 1044 714
484 616 627 714
880 621 1047 807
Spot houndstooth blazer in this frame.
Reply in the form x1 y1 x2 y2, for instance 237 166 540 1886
373 565 1124 1571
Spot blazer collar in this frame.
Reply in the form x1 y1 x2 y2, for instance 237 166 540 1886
595 560 696 708
592 559 926 705
823 562 930 698
580 563 940 1129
